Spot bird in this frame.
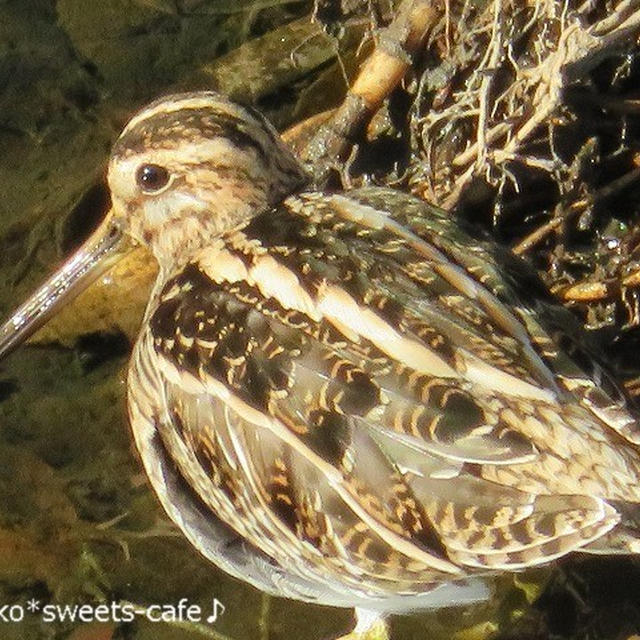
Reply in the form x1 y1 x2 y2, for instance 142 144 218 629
2 91 640 639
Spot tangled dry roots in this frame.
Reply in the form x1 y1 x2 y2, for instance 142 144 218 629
412 0 639 208
321 0 640 338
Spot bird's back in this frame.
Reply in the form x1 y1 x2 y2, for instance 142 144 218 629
127 185 640 610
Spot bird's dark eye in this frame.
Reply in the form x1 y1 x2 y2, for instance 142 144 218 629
136 164 170 192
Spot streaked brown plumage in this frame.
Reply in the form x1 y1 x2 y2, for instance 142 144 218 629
2 91 640 635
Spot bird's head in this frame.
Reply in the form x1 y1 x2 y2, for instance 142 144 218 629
108 92 307 267
0 92 308 356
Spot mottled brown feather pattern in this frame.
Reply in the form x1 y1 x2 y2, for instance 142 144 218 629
97 93 640 610
127 184 640 605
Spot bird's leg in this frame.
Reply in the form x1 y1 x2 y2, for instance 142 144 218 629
338 608 390 640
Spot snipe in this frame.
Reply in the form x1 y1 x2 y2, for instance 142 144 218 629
2 92 640 638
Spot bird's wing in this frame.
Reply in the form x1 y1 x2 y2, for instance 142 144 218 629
142 187 630 582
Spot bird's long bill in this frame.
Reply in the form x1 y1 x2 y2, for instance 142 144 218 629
0 211 128 359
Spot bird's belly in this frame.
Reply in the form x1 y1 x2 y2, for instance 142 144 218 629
124 329 493 610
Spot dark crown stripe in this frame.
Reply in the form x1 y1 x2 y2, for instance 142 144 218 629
112 107 270 161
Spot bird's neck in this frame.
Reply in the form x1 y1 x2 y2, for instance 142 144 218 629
148 198 263 274
150 216 217 271
143 164 309 272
